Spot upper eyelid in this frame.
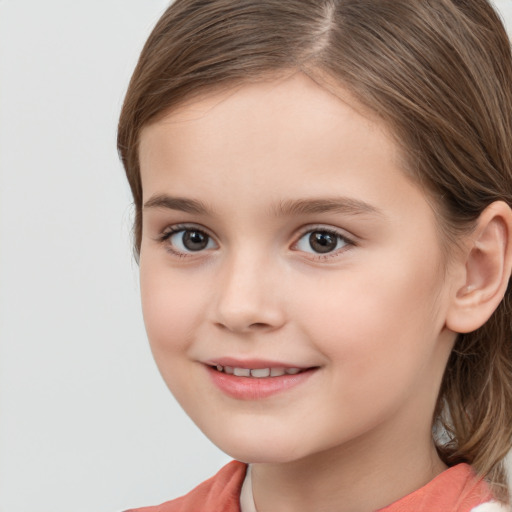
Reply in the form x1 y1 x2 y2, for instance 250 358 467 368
159 223 215 240
158 222 354 235
294 224 356 243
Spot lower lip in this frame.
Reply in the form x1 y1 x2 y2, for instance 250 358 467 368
206 366 317 400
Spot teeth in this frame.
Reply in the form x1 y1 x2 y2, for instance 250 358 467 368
233 367 251 377
250 368 270 378
213 365 303 378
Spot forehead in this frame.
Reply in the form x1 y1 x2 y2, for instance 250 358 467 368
138 72 404 196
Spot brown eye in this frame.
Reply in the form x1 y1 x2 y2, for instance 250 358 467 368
295 229 350 255
167 228 216 253
309 232 338 253
182 230 209 251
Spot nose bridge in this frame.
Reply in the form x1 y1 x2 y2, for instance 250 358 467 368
213 245 284 333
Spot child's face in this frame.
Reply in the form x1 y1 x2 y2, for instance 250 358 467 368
138 73 458 464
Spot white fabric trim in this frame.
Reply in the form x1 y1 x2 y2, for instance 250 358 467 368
240 464 257 512
471 502 511 512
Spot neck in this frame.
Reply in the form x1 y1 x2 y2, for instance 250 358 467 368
250 422 447 512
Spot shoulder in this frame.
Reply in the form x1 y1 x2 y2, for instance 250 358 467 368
125 460 247 512
378 463 499 512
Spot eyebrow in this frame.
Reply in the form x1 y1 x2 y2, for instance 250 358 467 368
143 194 382 218
143 194 211 215
273 197 382 217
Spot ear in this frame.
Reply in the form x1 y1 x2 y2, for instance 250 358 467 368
446 201 512 334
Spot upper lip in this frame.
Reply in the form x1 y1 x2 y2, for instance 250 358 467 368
204 357 312 369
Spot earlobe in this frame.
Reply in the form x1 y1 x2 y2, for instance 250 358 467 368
446 201 512 334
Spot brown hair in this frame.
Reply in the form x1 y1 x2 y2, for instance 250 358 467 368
118 0 512 502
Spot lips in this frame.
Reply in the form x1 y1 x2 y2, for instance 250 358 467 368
213 365 303 378
204 359 318 400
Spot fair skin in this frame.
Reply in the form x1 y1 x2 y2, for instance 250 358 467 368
137 73 509 512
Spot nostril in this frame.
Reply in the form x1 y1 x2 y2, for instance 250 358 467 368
214 320 273 332
249 322 271 329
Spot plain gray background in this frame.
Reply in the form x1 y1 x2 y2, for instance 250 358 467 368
0 1 511 511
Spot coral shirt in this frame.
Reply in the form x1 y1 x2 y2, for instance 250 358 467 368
126 460 497 512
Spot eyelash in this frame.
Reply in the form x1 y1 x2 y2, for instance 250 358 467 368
156 224 356 260
158 224 215 258
293 226 355 260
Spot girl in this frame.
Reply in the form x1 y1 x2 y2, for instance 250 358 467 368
118 1 512 510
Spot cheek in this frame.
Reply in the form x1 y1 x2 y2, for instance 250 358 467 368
292 256 446 383
139 262 206 359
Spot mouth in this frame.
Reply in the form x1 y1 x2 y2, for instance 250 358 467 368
209 364 306 378
205 361 319 400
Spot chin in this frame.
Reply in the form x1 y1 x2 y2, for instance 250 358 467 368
208 430 311 464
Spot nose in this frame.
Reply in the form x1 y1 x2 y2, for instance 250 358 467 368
211 252 286 334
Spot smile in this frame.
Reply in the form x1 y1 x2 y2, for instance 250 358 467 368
212 365 303 378
206 363 318 400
